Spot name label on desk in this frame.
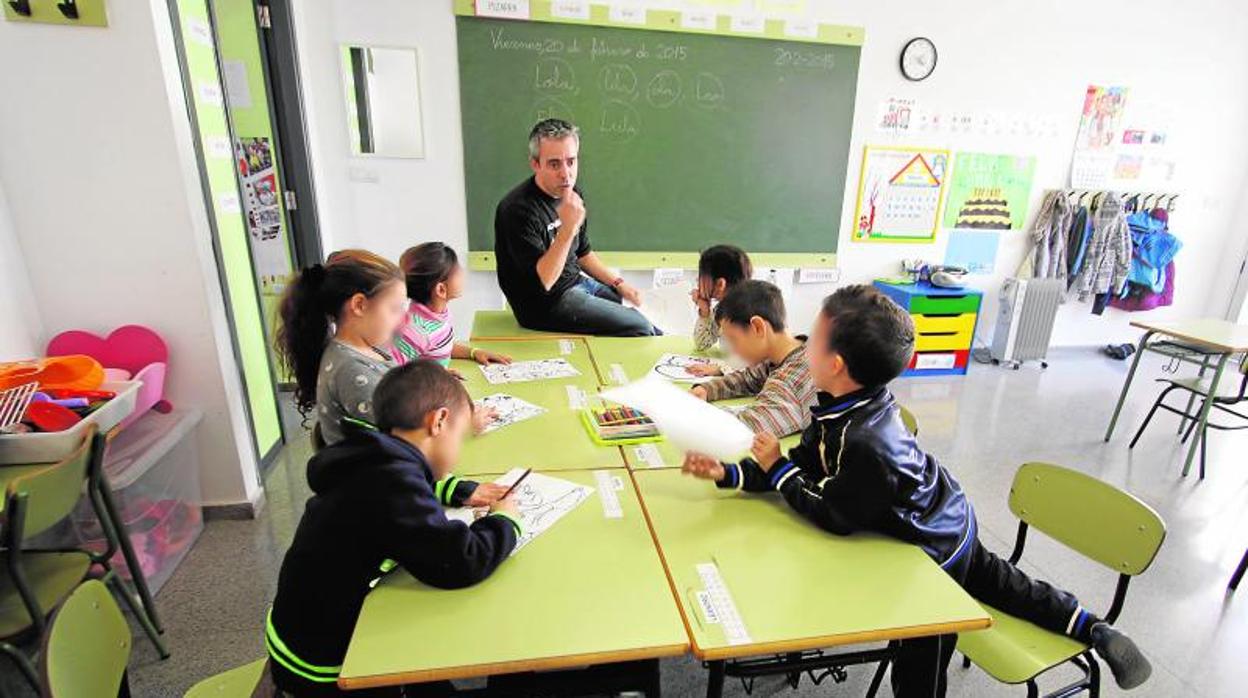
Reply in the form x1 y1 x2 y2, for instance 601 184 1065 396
633 444 664 468
696 562 751 645
566 385 587 409
696 591 720 624
610 363 628 385
559 339 575 355
593 470 623 518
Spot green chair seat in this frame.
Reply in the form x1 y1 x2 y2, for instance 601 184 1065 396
0 551 91 638
957 604 1088 684
184 658 268 697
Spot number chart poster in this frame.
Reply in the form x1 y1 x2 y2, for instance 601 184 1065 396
853 146 950 243
942 153 1037 231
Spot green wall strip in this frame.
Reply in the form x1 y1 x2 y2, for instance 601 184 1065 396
467 251 835 271
176 0 282 455
451 0 863 46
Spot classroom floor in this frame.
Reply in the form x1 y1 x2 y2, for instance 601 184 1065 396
9 346 1243 697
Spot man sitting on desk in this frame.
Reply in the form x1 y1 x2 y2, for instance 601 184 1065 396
494 118 659 336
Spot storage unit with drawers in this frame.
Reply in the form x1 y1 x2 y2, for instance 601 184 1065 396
873 280 983 377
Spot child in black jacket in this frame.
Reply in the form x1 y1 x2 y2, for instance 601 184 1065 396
267 360 522 697
683 285 1151 697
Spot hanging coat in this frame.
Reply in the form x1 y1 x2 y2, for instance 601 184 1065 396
1024 191 1073 281
1073 193 1132 302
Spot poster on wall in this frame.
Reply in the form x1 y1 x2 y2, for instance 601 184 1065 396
942 153 1037 231
1069 85 1128 189
944 229 1000 275
235 137 289 292
852 145 950 243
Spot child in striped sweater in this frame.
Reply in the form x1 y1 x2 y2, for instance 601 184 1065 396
393 243 512 432
690 280 816 438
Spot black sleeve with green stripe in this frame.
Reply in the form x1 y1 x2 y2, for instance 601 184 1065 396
434 474 479 507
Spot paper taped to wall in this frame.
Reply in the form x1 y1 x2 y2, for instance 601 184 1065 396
601 377 752 461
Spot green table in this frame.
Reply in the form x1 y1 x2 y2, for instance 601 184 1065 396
633 469 991 697
339 469 688 690
470 310 587 341
585 335 723 386
450 340 623 476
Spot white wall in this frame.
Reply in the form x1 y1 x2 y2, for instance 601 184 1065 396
0 182 43 360
0 0 263 508
294 0 1248 346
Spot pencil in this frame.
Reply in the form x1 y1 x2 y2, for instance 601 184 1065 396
499 468 533 501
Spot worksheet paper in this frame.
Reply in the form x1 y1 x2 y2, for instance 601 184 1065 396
650 353 726 384
480 358 580 385
473 394 546 434
444 469 592 554
601 377 753 461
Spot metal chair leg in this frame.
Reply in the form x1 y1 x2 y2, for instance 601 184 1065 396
866 658 890 698
1199 425 1208 479
1180 406 1202 444
962 654 971 669
93 472 164 634
0 642 39 691
1129 387 1176 448
1026 679 1039 698
1087 652 1102 698
1230 549 1248 591
106 573 169 659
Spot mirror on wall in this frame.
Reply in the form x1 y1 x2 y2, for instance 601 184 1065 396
340 45 424 158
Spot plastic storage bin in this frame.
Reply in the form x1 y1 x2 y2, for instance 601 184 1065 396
61 408 205 594
0 380 141 464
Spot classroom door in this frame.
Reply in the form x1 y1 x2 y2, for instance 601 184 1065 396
167 0 288 465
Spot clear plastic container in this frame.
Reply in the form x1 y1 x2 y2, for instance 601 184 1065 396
0 380 141 464
60 408 205 593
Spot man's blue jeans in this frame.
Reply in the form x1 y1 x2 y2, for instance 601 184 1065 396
536 276 660 337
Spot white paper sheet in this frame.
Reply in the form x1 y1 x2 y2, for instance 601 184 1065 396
480 358 580 385
601 377 753 461
650 353 725 384
474 394 546 434
444 469 593 554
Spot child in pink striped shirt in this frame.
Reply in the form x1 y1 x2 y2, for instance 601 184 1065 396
393 243 511 431
392 243 511 368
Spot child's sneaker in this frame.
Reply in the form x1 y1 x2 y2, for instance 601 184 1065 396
1090 622 1151 690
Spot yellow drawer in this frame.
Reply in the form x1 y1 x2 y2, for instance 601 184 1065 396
913 313 977 335
914 313 975 352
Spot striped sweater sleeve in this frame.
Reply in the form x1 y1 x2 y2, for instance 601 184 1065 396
701 362 768 402
693 313 718 352
736 355 816 437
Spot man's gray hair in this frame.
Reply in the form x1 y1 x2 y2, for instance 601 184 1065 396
528 118 579 160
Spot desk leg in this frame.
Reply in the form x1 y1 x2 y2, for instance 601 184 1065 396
1105 331 1154 442
1179 354 1212 434
1182 353 1228 477
706 660 725 698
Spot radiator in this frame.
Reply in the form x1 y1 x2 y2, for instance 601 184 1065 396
990 278 1063 366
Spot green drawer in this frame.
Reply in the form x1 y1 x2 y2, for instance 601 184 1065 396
909 294 981 315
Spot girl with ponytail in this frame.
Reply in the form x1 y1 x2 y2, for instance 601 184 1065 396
276 249 407 445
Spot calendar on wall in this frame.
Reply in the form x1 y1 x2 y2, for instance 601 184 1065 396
852 145 950 243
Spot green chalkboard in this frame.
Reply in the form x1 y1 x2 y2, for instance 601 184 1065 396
456 14 860 267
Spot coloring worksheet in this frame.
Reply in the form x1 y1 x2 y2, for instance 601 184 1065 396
650 353 725 383
474 394 546 434
480 358 581 385
443 469 592 555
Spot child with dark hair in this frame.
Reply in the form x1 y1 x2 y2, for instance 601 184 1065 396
689 280 815 437
393 242 511 369
276 249 409 446
690 244 754 357
267 360 520 697
683 284 1151 697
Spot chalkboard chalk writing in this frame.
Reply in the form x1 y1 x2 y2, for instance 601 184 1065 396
532 96 574 124
535 57 577 94
694 72 726 109
646 70 682 108
600 100 641 142
774 47 836 70
599 63 638 97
